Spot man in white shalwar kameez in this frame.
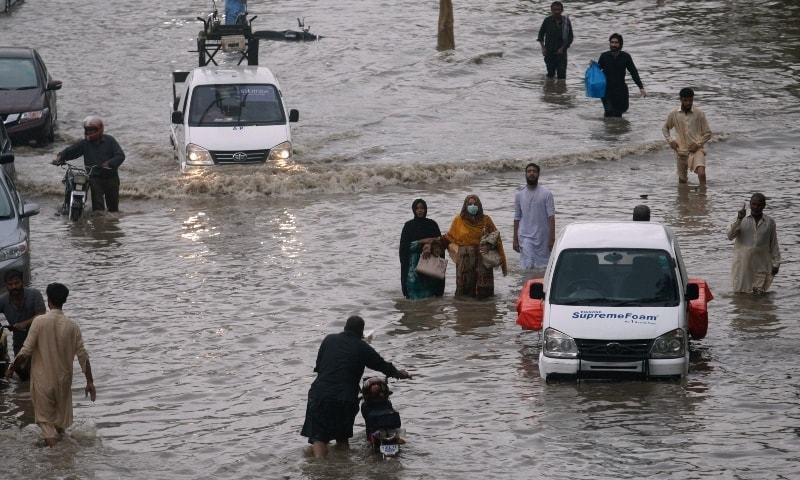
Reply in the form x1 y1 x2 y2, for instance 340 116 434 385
5 283 96 447
513 163 556 271
727 193 781 294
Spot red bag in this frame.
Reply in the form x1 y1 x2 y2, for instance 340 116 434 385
516 278 545 331
687 278 713 340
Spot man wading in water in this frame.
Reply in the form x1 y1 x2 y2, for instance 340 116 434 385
598 33 646 117
301 316 411 458
5 283 96 447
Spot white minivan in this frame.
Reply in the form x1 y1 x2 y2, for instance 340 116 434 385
170 66 298 172
527 222 707 381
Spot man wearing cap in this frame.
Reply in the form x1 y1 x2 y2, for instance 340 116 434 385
301 316 412 458
54 116 126 212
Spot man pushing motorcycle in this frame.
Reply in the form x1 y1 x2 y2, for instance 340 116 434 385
53 116 125 212
301 316 412 458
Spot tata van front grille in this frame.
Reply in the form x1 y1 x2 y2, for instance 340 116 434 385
211 149 269 164
575 339 652 363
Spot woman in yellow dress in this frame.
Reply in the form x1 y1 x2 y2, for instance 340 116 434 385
443 195 507 298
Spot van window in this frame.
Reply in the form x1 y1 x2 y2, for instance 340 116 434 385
550 249 679 307
188 84 285 126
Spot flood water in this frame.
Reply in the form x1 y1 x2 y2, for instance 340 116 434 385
1 0 799 478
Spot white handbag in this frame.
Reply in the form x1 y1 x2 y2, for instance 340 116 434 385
415 254 448 280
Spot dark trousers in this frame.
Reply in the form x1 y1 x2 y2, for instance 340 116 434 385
89 176 120 212
544 52 567 79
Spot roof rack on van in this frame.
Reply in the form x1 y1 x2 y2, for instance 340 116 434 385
193 0 320 67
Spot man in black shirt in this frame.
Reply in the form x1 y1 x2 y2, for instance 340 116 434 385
55 116 125 212
301 316 411 458
536 2 573 80
598 33 646 117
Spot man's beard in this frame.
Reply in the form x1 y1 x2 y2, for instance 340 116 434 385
527 177 539 186
8 288 23 296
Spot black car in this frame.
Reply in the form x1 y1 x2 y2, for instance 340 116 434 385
0 47 61 145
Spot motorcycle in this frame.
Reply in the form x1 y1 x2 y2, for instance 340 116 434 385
360 376 405 458
56 162 92 221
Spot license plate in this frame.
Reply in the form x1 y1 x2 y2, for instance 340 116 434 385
379 444 399 456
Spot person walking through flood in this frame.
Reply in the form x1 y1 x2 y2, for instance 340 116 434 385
536 1 574 80
4 283 96 447
727 193 781 294
598 33 646 117
0 269 45 381
513 163 555 271
662 88 712 185
443 195 507 298
399 199 445 299
54 116 125 212
301 316 411 458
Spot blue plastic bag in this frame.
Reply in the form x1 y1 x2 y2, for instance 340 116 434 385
585 61 606 98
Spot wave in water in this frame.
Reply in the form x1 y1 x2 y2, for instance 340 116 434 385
17 137 729 199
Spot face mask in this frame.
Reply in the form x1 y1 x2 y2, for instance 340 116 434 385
467 205 479 215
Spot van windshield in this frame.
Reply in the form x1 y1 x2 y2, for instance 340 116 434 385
549 249 679 307
188 84 285 126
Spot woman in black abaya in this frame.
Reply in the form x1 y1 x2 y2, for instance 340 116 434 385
399 199 445 299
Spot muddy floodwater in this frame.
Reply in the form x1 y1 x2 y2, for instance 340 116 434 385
1 0 799 478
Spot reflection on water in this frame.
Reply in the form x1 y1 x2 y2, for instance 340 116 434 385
729 292 781 336
541 79 572 107
448 298 498 336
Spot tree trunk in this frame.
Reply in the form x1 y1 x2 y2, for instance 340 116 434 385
437 0 455 51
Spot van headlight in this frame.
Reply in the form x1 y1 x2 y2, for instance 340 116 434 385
543 328 578 359
186 144 214 165
0 240 29 261
650 328 685 359
268 141 292 161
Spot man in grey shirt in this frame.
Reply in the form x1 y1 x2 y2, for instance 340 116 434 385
55 116 125 212
0 269 45 381
513 163 556 271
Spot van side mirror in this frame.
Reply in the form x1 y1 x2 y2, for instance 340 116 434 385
171 111 183 124
0 153 14 164
685 283 699 301
530 282 545 300
47 80 63 91
289 109 299 122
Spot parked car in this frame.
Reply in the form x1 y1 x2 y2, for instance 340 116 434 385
517 222 712 381
0 151 39 286
170 65 298 172
0 46 62 145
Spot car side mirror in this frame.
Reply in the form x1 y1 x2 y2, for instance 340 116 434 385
171 111 183 124
22 202 40 218
289 109 299 122
47 80 63 91
0 153 14 164
529 282 545 300
685 283 699 301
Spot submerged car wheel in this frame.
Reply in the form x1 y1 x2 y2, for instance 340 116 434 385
36 117 54 146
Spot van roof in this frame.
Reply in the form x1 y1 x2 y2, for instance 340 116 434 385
557 222 674 251
190 66 279 86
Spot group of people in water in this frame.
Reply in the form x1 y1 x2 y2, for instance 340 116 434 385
301 2 784 457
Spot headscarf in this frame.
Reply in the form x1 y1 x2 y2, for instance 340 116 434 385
445 195 508 273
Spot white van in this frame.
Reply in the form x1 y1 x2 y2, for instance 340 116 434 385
170 66 298 172
527 222 707 381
